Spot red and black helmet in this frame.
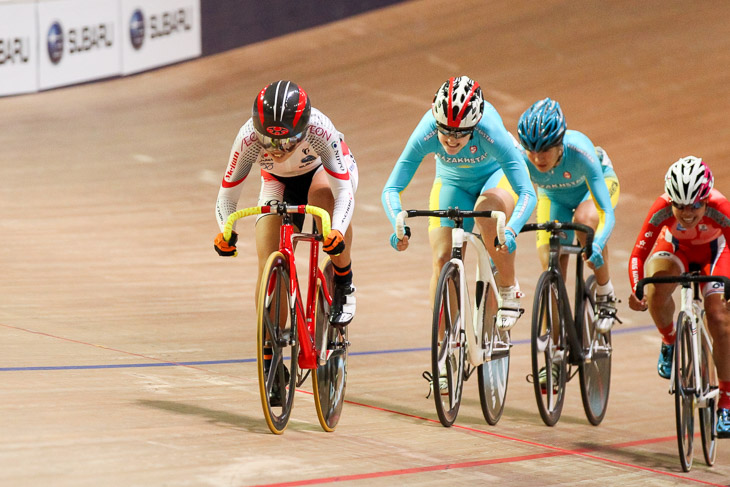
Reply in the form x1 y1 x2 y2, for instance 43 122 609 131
252 80 311 140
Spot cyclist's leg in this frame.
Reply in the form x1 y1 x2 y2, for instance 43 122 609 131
426 176 476 300
428 227 454 302
308 164 357 325
474 172 516 288
535 188 552 271
645 237 684 378
646 236 685 336
535 192 572 351
474 172 524 330
537 189 574 277
702 241 730 435
255 172 287 304
705 293 730 381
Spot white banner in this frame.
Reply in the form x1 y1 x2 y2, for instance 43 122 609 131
0 2 38 96
37 0 122 90
120 0 201 75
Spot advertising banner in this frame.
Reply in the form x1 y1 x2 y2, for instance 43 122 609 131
120 0 201 75
38 0 122 90
0 2 38 96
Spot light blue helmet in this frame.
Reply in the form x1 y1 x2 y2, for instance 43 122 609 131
517 98 566 152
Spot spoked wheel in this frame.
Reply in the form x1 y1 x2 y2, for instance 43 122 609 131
478 278 510 425
257 252 299 435
674 312 695 472
312 258 349 432
431 262 466 427
578 275 612 425
698 319 718 466
531 271 568 426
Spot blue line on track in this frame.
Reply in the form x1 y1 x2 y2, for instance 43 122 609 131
0 325 655 372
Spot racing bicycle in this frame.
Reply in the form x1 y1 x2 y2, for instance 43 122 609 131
521 221 612 426
636 270 730 472
222 202 349 434
396 208 510 427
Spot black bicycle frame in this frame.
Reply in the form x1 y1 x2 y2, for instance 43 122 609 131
524 221 595 365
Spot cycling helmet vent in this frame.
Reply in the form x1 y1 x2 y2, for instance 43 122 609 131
432 76 484 129
664 155 714 205
252 80 311 139
517 97 566 152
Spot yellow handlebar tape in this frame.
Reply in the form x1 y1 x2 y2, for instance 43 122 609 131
223 205 331 242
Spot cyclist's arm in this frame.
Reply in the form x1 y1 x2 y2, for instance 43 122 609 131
582 151 615 250
215 124 256 231
628 196 671 291
310 111 355 234
709 192 730 242
382 113 432 229
486 122 536 234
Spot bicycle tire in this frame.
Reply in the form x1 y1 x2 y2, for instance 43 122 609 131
257 252 299 435
312 258 348 432
578 275 612 426
431 261 466 427
674 311 695 472
698 315 718 466
531 271 568 426
478 277 510 425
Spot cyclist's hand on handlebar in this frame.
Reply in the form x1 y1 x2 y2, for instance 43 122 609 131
495 228 516 254
214 231 238 257
390 226 411 251
628 292 647 311
323 229 346 255
585 242 604 269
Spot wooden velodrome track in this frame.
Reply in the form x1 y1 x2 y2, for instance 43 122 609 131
3 1 730 485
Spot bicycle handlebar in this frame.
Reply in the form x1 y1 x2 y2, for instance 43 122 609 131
635 274 730 301
223 203 332 242
395 208 506 245
520 221 595 259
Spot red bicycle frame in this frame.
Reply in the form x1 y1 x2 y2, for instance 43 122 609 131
228 203 333 370
276 217 332 369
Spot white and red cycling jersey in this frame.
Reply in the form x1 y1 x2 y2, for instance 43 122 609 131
215 107 358 233
629 188 730 293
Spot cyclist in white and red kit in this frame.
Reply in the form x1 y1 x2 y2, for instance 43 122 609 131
213 80 358 328
627 156 730 437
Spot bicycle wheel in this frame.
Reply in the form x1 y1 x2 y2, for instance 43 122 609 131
256 252 299 435
478 276 510 425
312 258 348 432
698 318 718 466
674 311 695 472
531 271 568 426
431 261 466 427
578 275 612 425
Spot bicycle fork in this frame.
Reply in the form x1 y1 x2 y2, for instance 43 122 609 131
671 289 719 409
450 230 503 368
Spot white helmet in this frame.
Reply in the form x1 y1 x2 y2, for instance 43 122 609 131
432 76 484 129
664 156 714 205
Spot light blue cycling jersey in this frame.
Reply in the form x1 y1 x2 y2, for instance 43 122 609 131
524 129 617 249
382 102 536 234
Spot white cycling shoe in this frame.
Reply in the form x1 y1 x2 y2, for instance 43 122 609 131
594 292 620 333
496 284 524 330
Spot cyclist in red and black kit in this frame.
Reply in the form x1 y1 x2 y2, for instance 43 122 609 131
627 156 730 437
213 80 358 330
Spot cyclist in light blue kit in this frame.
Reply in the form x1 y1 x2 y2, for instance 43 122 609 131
517 98 620 332
383 76 536 331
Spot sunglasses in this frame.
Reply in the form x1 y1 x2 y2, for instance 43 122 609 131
436 125 473 139
671 200 705 211
257 132 305 153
